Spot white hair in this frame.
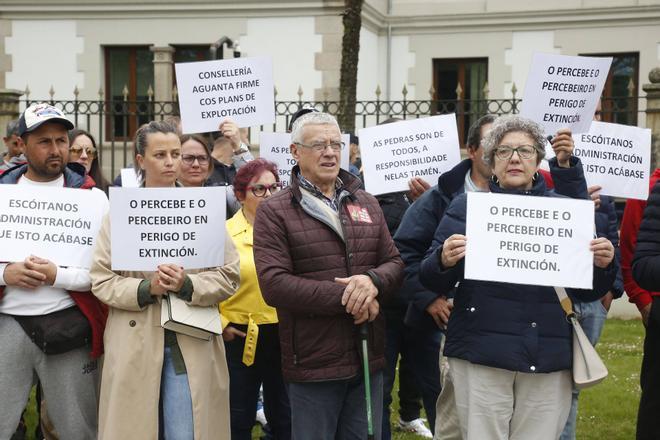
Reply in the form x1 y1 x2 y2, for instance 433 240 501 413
482 115 547 167
290 112 340 144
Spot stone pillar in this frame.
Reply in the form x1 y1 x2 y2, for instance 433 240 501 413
0 89 23 138
643 67 660 170
150 46 175 102
314 16 342 101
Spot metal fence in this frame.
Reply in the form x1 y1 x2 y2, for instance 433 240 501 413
22 95 645 180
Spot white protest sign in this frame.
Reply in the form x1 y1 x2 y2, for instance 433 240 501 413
120 168 140 187
0 186 108 268
175 56 275 134
520 53 612 134
572 121 651 200
259 132 350 187
109 186 226 271
465 192 595 289
358 114 461 196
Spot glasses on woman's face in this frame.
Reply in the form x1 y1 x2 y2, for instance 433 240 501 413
181 154 210 166
494 145 537 161
247 182 283 198
69 145 96 159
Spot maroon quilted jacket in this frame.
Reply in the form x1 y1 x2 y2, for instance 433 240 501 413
253 166 403 382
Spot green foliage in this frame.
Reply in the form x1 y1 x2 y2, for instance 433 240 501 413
574 319 643 440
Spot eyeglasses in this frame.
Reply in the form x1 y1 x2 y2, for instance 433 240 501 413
69 145 96 158
247 182 283 197
181 154 210 166
294 141 345 152
494 145 537 161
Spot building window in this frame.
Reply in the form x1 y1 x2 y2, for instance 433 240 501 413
432 58 488 146
104 46 154 140
581 52 639 126
172 45 211 85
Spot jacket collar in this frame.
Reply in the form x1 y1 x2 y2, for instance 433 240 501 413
227 208 252 244
289 165 361 204
488 171 547 196
0 163 87 188
438 159 473 198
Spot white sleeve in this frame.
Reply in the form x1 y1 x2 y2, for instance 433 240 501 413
53 266 92 291
0 263 7 286
232 151 254 169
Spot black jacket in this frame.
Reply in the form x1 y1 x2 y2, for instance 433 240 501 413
394 156 589 330
633 181 660 291
419 176 617 373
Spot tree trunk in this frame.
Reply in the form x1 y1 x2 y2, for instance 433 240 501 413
338 0 363 133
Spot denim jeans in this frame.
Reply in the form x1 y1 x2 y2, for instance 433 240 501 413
288 371 383 440
559 299 608 440
382 308 442 440
224 323 291 440
160 345 194 440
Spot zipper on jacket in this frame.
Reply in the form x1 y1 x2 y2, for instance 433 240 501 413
338 191 354 277
292 317 298 365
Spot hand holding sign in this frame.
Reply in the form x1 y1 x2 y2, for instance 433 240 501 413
3 258 47 289
548 128 574 167
590 237 615 268
157 264 186 292
441 234 467 268
24 255 57 286
148 272 167 297
219 119 242 152
408 177 432 201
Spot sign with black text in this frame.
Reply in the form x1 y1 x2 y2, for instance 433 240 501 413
175 56 275 133
520 53 612 134
358 115 461 195
573 121 651 200
465 192 594 289
0 186 108 268
109 187 226 271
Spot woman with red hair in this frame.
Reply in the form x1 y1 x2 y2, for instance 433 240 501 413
221 158 291 439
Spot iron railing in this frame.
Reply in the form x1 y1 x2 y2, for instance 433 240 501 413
21 95 645 180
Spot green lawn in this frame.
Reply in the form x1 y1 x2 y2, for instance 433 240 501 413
20 319 643 440
380 319 643 440
257 319 645 439
573 319 643 440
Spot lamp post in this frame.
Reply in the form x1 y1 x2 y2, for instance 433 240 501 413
210 37 241 60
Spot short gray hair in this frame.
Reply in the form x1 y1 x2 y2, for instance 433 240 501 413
482 115 546 167
290 112 340 144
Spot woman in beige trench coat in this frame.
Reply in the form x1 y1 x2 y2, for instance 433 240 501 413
90 120 240 440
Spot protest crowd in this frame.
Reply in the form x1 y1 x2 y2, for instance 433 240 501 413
0 51 658 440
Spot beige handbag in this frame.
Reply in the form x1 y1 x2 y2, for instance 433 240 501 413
160 294 222 341
553 287 608 389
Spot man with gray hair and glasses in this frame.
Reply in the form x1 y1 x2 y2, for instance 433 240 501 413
254 111 403 439
0 119 24 173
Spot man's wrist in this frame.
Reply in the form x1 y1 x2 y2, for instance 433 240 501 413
233 142 249 155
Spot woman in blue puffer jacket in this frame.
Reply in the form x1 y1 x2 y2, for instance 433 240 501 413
420 115 617 440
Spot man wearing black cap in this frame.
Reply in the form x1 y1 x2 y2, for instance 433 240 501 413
0 103 106 439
